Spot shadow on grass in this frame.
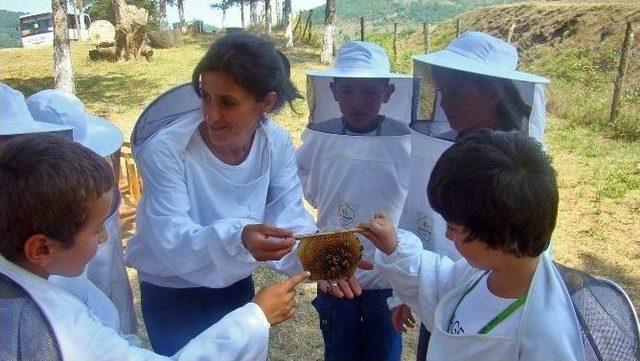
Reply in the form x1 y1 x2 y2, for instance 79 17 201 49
75 74 163 113
576 251 639 301
4 74 162 113
3 76 55 96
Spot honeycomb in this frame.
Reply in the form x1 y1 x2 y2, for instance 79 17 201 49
297 231 363 281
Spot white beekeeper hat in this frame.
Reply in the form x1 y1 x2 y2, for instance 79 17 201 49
27 89 124 157
308 41 411 79
0 83 74 136
413 31 549 84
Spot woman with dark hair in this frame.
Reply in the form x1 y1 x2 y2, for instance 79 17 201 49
126 32 317 356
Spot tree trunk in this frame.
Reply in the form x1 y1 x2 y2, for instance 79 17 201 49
77 0 87 40
178 0 185 31
113 0 126 25
158 0 168 29
275 0 280 25
320 0 336 64
240 1 245 28
249 0 257 28
222 8 226 29
52 0 75 93
284 0 292 48
265 0 271 36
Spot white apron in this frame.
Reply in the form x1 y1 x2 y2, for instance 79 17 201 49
425 255 584 361
297 128 410 288
398 129 458 260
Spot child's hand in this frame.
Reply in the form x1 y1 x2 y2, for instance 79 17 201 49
253 271 310 325
391 304 416 333
358 210 398 255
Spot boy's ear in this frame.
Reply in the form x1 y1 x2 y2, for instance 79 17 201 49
23 234 56 269
329 82 338 101
383 83 396 103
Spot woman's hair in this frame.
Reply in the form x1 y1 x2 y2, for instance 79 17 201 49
192 32 302 112
431 66 532 132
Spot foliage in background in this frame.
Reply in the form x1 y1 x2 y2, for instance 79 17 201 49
87 0 161 29
0 9 25 48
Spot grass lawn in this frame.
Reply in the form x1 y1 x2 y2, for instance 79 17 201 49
1 34 638 360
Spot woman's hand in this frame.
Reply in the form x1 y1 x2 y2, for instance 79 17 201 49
242 224 296 261
253 271 310 325
391 303 416 332
358 210 398 255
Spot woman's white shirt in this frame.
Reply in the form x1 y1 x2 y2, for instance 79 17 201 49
189 129 264 184
0 255 270 361
126 113 316 288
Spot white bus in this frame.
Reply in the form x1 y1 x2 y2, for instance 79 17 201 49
19 12 91 48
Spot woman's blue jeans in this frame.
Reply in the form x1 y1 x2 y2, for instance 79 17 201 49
139 276 254 356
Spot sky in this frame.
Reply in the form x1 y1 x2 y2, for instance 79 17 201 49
0 0 325 28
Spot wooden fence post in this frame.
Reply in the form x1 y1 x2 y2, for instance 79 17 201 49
610 22 635 123
456 18 461 37
360 17 365 41
507 22 516 43
423 22 430 53
302 9 313 40
393 23 398 60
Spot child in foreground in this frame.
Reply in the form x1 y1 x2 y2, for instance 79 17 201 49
0 133 309 360
359 130 584 360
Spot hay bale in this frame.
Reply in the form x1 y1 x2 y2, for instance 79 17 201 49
147 29 182 49
89 20 116 47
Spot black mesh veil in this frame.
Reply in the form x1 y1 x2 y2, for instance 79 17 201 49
131 83 201 147
0 273 62 361
555 263 640 361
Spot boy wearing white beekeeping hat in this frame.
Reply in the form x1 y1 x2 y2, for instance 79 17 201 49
297 41 414 360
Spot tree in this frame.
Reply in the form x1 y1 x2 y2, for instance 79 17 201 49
158 0 168 28
320 0 336 64
283 0 292 48
52 0 75 93
240 0 245 28
264 0 271 36
177 0 185 31
211 1 232 29
249 0 258 28
113 0 152 60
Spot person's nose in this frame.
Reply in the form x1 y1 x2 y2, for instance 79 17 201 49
203 101 221 124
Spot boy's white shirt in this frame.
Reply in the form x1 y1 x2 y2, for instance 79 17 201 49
0 254 270 361
296 126 411 290
127 112 317 288
375 230 584 361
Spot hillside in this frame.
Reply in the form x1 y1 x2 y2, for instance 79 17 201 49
302 0 529 27
0 9 24 48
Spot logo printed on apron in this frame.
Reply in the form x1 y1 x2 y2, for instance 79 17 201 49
417 212 433 243
338 201 358 227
